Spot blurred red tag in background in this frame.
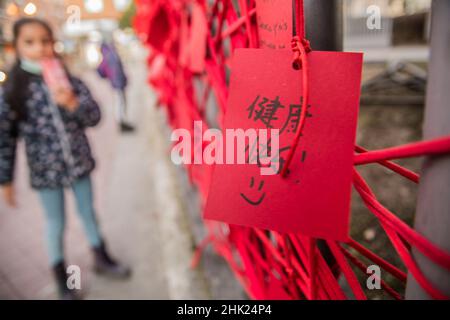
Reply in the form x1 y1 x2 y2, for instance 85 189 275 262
188 2 208 73
179 2 207 73
256 0 292 49
204 49 363 241
41 58 71 92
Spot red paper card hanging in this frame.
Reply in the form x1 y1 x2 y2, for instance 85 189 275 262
146 3 174 53
188 2 208 73
255 0 293 49
203 49 363 241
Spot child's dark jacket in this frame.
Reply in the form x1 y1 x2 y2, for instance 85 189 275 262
0 74 101 189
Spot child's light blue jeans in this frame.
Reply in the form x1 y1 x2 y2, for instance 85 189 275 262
37 175 102 266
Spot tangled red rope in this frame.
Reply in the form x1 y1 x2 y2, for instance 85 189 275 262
133 0 450 300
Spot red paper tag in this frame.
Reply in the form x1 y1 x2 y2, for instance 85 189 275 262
147 5 173 52
255 0 293 49
179 3 207 73
188 3 208 73
203 49 363 241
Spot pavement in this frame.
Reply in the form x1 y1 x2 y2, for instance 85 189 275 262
0 44 242 300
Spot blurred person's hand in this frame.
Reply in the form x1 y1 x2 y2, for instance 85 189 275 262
52 87 79 112
1 184 17 208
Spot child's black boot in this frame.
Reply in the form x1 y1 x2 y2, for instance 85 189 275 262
52 261 79 300
93 242 131 279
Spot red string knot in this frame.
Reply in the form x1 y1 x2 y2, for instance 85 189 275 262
291 36 312 70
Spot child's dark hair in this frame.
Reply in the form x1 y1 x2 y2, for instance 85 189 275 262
3 18 54 125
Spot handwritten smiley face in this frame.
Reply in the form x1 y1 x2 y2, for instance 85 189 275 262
240 177 266 206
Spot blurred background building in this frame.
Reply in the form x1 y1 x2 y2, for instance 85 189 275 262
345 0 431 50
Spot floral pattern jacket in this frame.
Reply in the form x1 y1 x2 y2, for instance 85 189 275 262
0 74 101 189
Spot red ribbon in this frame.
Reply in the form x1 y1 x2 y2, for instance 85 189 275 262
280 0 312 177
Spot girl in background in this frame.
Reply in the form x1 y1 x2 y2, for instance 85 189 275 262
0 18 130 300
97 39 135 133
